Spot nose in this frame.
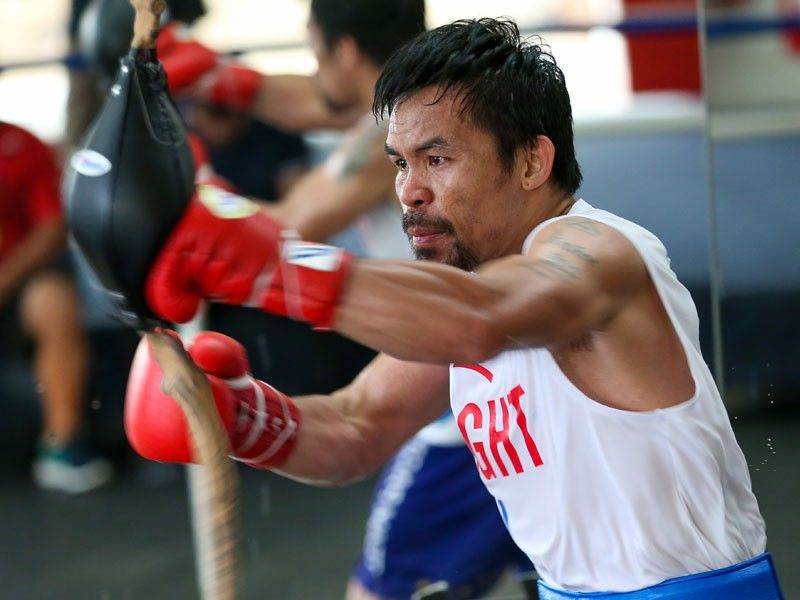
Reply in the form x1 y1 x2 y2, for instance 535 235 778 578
397 167 434 209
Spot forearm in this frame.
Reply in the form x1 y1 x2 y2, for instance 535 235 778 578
0 221 65 300
333 260 506 364
273 393 384 486
265 168 392 243
251 74 361 132
270 355 447 486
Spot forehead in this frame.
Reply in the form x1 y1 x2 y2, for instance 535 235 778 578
386 87 487 149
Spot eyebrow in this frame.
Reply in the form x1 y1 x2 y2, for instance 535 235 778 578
384 136 451 156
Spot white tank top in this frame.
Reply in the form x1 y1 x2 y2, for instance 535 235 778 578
449 199 766 593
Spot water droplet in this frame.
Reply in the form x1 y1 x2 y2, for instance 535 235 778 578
256 335 271 370
260 484 271 516
249 537 261 560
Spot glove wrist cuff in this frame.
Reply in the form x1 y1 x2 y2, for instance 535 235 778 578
257 237 354 330
230 380 301 469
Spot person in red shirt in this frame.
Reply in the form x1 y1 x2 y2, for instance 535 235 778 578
0 120 111 493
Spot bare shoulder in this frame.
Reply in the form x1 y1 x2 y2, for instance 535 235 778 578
325 117 391 182
471 215 652 345
525 216 647 292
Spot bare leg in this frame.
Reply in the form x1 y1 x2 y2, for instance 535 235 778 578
19 271 90 444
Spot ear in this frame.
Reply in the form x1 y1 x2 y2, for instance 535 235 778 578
520 135 555 191
333 34 362 70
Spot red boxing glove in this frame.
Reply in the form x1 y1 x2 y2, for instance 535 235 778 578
157 22 262 112
125 330 300 468
257 237 355 329
145 184 353 328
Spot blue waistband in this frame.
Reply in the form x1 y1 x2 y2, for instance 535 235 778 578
538 553 783 600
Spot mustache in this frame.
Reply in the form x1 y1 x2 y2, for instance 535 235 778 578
402 212 455 235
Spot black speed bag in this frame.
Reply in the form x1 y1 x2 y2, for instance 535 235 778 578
63 48 194 329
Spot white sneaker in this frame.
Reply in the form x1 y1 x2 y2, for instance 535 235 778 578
32 437 114 494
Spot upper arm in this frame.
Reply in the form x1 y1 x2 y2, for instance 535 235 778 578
270 123 397 241
286 353 450 484
334 353 450 460
480 217 648 348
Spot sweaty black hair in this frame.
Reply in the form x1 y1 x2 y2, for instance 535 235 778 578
310 0 426 67
373 18 582 195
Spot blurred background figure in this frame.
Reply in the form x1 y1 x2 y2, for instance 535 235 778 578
183 101 309 200
67 0 208 147
0 119 111 493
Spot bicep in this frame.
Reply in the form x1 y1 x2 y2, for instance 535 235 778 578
286 353 450 485
273 145 396 242
335 353 451 456
482 218 647 347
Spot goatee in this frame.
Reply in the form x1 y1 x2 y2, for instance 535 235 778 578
402 211 480 272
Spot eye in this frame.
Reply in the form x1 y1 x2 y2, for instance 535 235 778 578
428 155 446 166
394 158 407 170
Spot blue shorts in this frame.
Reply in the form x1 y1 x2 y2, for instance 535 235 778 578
538 552 783 600
353 434 532 599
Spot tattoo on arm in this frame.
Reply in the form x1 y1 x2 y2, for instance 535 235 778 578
528 253 582 280
333 123 385 181
545 235 598 265
562 220 601 236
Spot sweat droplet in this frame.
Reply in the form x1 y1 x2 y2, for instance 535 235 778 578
260 484 271 516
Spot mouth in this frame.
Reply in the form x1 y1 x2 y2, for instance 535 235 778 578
407 226 447 248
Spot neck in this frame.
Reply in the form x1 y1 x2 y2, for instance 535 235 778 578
353 66 382 115
552 192 576 218
507 189 575 256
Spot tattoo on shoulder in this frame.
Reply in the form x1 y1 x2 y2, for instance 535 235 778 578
562 219 601 235
528 253 582 280
333 122 384 181
545 234 598 265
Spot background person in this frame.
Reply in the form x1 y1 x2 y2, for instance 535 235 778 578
0 120 111 493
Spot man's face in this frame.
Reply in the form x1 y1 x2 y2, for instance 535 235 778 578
307 16 354 112
385 87 528 271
